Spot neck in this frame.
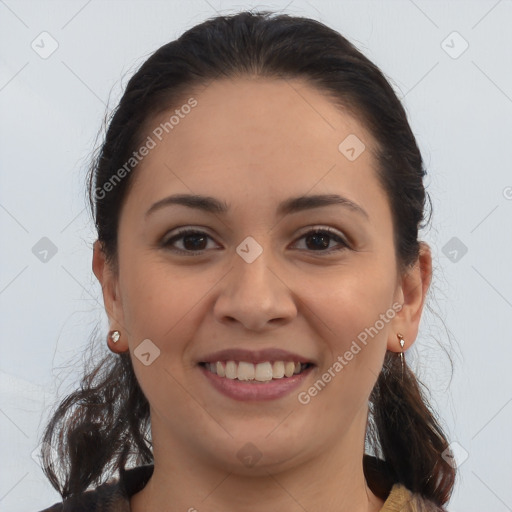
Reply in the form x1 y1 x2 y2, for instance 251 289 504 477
131 414 384 512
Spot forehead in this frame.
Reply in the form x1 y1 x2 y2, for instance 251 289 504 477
125 77 388 222
145 77 374 165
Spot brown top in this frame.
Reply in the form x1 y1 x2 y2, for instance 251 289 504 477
39 458 443 512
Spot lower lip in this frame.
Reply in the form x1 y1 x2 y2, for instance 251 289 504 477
199 364 314 401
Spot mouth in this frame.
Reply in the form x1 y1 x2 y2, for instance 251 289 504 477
198 360 314 382
196 347 317 401
197 359 316 401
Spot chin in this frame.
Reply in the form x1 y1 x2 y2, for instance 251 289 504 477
204 433 308 475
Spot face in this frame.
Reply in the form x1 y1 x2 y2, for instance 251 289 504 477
94 77 429 474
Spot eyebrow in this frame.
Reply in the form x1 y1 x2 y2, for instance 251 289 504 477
145 193 369 220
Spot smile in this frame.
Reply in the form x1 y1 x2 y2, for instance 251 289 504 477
198 360 315 401
200 360 312 381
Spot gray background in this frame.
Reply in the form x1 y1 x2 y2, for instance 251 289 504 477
1 1 511 511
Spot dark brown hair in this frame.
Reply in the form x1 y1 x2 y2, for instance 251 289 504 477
41 9 455 507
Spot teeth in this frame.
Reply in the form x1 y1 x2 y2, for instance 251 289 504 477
272 361 285 379
284 361 295 377
205 360 309 381
238 361 255 381
216 361 225 377
254 362 273 381
225 361 237 379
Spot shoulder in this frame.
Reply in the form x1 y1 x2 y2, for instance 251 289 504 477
382 483 448 512
36 465 154 512
363 456 448 512
36 480 125 512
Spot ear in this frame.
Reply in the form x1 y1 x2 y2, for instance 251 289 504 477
92 240 129 352
388 241 432 352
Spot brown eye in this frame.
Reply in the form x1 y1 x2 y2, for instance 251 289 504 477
162 229 216 254
294 228 349 253
161 226 350 256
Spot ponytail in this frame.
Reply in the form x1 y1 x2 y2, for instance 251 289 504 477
367 351 456 507
41 351 152 498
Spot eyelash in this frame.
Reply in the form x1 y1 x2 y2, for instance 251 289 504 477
161 227 350 256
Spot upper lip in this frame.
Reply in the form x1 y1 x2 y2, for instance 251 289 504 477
198 348 315 365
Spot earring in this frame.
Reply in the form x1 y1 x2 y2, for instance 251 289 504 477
109 330 121 343
397 333 405 379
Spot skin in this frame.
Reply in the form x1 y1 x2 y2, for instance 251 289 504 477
93 77 432 512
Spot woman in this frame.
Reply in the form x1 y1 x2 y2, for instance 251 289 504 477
38 10 456 512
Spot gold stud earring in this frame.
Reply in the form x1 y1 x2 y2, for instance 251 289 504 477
109 330 121 343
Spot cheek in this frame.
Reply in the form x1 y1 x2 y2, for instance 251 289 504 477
308 262 396 339
301 266 395 400
117 257 210 416
117 251 206 350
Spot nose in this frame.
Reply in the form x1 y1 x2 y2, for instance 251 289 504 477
213 247 297 332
